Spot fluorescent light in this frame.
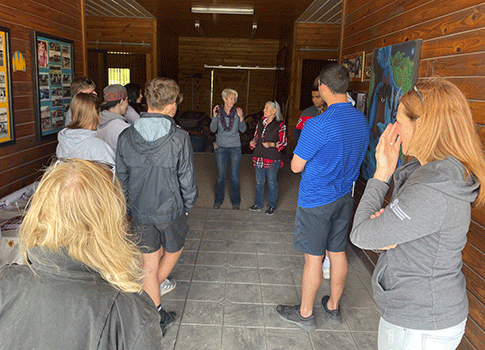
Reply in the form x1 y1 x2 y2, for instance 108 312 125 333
191 5 254 15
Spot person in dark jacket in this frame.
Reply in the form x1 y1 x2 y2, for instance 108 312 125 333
248 101 287 215
351 78 485 349
0 158 162 350
116 77 198 335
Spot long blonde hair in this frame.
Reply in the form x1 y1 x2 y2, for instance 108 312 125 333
400 77 485 207
20 159 143 293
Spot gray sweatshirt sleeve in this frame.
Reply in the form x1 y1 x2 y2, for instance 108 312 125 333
210 115 219 133
238 115 247 133
350 178 447 250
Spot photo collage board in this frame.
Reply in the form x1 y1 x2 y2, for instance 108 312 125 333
32 31 73 139
0 26 14 146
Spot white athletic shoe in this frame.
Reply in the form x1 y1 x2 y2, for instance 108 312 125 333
160 278 177 296
322 256 330 280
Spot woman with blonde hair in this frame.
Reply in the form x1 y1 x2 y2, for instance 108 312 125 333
57 92 115 165
249 101 287 215
210 88 247 209
0 159 162 349
351 77 485 349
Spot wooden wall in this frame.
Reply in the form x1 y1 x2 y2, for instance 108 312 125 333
85 16 157 82
0 0 84 198
178 37 280 118
343 0 485 348
288 23 340 148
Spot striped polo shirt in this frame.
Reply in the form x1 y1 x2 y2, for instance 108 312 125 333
294 102 370 208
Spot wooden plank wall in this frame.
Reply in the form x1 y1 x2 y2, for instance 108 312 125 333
288 23 340 149
85 16 157 80
343 1 485 348
178 37 280 118
0 0 83 198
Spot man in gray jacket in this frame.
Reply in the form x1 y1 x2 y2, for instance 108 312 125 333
116 78 198 335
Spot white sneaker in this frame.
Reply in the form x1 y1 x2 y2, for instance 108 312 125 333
160 278 177 296
322 256 330 280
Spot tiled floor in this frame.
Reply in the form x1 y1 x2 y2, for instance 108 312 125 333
161 208 380 350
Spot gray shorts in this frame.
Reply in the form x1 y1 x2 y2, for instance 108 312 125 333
133 213 189 254
293 192 353 256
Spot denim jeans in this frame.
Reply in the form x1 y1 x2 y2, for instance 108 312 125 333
378 317 466 350
214 146 241 205
254 161 279 208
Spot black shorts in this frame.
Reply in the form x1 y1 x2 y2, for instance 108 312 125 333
293 192 353 256
133 213 189 254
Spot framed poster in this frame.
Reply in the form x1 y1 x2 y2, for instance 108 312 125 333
361 39 422 180
342 51 365 82
31 31 74 140
0 26 15 146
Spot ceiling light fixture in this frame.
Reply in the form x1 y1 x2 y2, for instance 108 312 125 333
191 5 254 15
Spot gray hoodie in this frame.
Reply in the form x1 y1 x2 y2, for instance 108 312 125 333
351 156 479 330
97 110 130 153
56 128 115 165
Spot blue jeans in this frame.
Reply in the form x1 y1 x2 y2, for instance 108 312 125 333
378 317 466 350
254 161 279 208
214 146 241 205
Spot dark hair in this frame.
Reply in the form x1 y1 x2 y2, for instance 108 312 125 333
318 64 349 94
125 83 146 114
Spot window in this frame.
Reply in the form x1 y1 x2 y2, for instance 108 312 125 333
108 68 130 85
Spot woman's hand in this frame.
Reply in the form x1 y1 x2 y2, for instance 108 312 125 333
374 123 402 183
370 208 397 250
236 107 244 122
249 140 256 148
262 142 276 148
212 105 220 118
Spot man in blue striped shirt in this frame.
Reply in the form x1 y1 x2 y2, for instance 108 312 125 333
277 64 370 331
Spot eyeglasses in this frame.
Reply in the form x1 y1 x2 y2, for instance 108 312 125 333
413 85 424 106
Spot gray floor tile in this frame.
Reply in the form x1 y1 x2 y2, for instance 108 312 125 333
184 239 201 252
286 255 305 269
344 307 380 332
256 242 285 254
278 223 295 233
265 329 312 350
352 331 378 350
225 283 262 303
181 300 224 325
227 241 258 253
254 232 282 243
199 240 228 252
254 222 280 233
227 253 258 268
163 281 190 301
310 331 358 350
208 221 254 231
258 254 289 269
188 281 225 302
261 285 299 305
226 231 256 242
281 234 295 244
313 306 350 331
259 268 294 285
175 325 222 350
222 327 267 350
196 252 228 266
226 267 260 284
192 265 226 282
178 251 197 265
202 230 229 242
170 264 195 282
223 303 264 327
340 287 376 308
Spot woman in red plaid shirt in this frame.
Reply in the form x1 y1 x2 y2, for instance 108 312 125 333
248 101 287 215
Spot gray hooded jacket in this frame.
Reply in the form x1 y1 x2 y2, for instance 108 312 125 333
351 156 479 330
97 110 130 152
116 113 198 224
56 128 115 165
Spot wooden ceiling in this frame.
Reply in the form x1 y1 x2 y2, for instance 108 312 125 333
85 0 342 39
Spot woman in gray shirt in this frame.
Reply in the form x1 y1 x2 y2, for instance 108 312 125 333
351 78 485 350
210 88 246 209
